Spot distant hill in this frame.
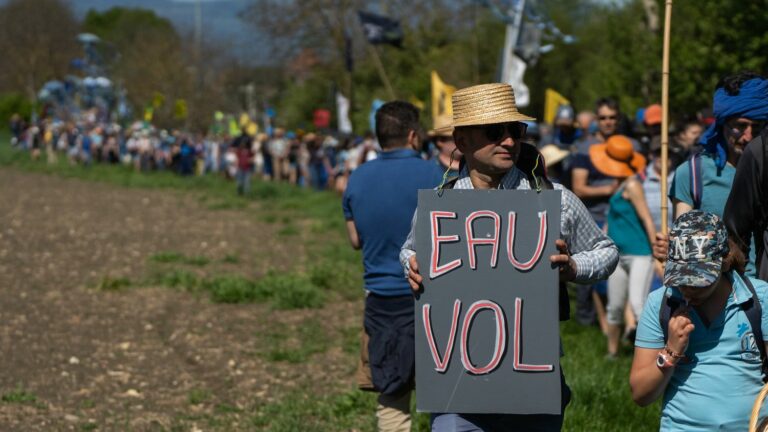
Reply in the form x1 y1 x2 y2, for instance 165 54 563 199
70 0 268 64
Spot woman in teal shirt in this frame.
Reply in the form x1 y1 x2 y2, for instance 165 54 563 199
591 135 658 357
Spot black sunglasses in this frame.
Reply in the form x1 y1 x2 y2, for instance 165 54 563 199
479 122 528 142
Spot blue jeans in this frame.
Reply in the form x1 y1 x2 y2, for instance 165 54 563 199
236 169 252 195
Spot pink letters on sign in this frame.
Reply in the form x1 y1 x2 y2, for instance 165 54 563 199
430 211 462 278
507 211 548 271
460 300 507 375
512 297 554 372
422 300 462 373
465 210 501 270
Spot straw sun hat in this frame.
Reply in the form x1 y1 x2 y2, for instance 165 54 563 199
589 134 647 178
434 83 536 134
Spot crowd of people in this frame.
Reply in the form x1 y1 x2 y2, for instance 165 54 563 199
7 70 768 431
345 72 768 432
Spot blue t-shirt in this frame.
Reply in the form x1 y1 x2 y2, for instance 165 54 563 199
669 152 757 276
669 152 735 217
635 273 768 431
343 148 443 296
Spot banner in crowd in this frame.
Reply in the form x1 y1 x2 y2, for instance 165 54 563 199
431 71 456 122
336 93 353 134
544 89 571 125
357 10 403 47
414 189 562 414
313 109 331 129
502 54 530 108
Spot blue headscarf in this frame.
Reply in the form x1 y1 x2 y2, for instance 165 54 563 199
699 77 768 169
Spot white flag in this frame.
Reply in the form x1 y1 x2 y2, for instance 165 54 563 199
336 93 353 134
504 54 530 108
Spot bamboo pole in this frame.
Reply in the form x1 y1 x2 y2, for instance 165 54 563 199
660 0 673 234
366 43 396 100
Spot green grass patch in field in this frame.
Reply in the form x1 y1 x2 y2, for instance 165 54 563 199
262 318 330 363
150 252 210 267
265 273 325 310
96 275 132 291
221 253 240 264
188 388 211 405
341 325 360 354
153 269 202 291
277 224 299 237
2 386 37 404
149 251 185 264
309 260 360 300
204 275 266 303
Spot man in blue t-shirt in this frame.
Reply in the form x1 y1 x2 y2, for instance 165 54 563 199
342 101 443 432
631 211 768 431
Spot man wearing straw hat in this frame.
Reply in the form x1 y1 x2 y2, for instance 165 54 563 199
429 115 462 179
400 83 619 431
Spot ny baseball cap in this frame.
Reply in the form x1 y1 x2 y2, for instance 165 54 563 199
664 210 729 289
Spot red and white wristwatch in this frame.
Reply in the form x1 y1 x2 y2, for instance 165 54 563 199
656 346 685 369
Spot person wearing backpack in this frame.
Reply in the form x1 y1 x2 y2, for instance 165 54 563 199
630 210 768 431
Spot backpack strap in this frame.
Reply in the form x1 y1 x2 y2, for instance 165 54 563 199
659 287 683 343
740 274 768 382
689 152 703 210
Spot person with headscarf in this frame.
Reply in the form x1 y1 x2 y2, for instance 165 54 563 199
656 72 768 278
722 76 768 281
669 72 767 218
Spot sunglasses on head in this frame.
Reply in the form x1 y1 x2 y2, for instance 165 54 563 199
728 119 766 137
478 122 528 142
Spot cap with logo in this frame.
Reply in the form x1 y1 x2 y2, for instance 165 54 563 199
664 210 729 289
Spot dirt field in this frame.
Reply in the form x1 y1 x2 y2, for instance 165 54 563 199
0 168 364 431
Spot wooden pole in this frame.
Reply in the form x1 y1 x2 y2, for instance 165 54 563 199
660 0 673 234
367 43 396 100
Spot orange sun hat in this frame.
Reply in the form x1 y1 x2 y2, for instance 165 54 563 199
589 135 646 178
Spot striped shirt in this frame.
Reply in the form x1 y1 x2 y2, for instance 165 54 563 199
400 166 619 284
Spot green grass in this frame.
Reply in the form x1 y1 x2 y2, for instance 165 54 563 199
188 388 211 405
2 386 37 404
96 275 132 291
149 251 209 266
262 318 330 363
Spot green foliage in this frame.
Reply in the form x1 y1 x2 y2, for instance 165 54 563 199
262 318 329 363
149 251 185 264
2 386 37 404
0 93 32 125
154 269 201 291
188 388 211 405
222 254 240 264
96 275 132 291
204 275 266 303
266 273 325 310
82 7 177 47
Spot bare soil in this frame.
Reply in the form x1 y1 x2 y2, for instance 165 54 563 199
0 169 362 431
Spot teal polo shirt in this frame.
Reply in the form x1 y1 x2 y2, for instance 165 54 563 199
635 272 768 431
669 152 757 276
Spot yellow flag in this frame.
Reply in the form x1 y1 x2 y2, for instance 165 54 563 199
174 99 188 120
544 89 571 125
409 96 425 111
431 71 456 122
152 92 165 109
144 107 153 122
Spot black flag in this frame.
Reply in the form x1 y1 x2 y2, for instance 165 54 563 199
357 10 403 47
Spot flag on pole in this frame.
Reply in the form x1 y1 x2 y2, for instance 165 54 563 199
358 11 403 47
336 93 353 134
431 71 456 121
502 54 530 107
544 89 571 125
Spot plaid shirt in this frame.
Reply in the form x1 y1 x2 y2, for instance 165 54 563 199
400 166 619 283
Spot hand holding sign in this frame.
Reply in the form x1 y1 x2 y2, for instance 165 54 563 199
550 239 577 282
408 255 423 293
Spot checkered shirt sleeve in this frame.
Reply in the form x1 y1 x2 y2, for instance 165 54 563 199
399 168 619 284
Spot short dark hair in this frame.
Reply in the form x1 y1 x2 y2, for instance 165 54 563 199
595 97 620 114
716 71 765 96
375 101 419 149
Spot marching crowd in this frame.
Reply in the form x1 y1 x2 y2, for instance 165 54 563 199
6 70 768 431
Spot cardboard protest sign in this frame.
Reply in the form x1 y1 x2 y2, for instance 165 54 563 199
414 189 562 414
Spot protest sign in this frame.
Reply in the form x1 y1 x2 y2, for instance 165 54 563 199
414 189 562 414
